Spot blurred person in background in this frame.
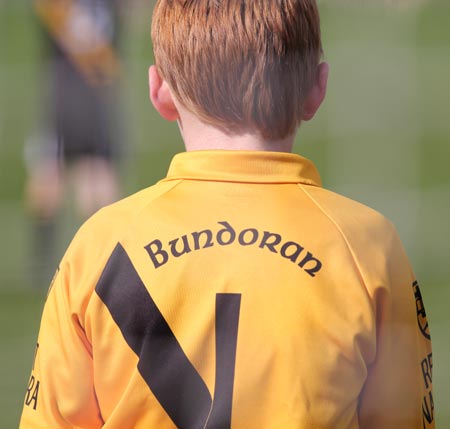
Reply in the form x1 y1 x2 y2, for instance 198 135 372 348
24 0 124 287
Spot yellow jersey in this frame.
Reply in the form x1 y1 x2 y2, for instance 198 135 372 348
20 150 434 429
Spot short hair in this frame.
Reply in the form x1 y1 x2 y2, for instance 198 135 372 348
151 0 322 140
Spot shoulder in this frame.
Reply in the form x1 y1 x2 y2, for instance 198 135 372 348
59 180 182 290
299 184 397 240
299 184 411 289
75 179 181 246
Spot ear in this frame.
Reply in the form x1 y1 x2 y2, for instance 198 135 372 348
301 62 329 122
148 65 179 121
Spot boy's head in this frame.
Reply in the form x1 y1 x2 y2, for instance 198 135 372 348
151 0 324 141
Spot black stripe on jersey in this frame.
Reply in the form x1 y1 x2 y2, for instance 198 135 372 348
208 294 241 429
95 243 241 429
95 243 211 428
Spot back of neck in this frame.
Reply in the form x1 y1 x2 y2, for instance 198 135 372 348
177 108 295 153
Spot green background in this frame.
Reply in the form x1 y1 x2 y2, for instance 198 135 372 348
1 0 448 426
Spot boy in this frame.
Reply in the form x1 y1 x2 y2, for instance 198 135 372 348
20 1 434 428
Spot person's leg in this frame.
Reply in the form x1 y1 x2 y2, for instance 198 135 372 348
71 156 120 219
24 156 64 288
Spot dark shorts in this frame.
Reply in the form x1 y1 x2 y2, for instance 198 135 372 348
49 52 120 163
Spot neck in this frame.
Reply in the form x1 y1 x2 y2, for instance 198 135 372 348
176 107 295 153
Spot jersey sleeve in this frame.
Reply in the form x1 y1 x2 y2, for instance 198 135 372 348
358 230 434 429
19 261 103 429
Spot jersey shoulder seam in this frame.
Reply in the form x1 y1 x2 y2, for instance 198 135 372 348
297 184 372 298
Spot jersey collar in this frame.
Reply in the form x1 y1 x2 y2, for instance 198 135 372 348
164 150 322 186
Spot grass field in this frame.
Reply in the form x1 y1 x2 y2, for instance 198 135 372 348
1 1 449 427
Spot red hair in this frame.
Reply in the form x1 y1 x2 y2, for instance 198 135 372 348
152 0 322 140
